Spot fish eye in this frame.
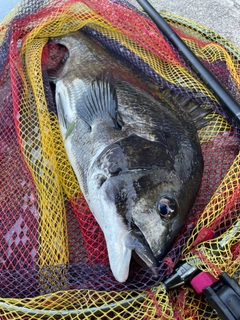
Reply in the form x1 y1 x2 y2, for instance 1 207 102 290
157 196 178 219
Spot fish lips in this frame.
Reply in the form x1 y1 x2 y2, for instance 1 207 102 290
125 229 159 274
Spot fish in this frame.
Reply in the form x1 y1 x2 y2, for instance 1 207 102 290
50 31 205 283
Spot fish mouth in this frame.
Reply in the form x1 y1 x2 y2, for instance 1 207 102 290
105 228 159 282
125 229 159 272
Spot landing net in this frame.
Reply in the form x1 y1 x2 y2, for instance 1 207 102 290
0 0 239 319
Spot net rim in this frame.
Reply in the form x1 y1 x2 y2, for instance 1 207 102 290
0 291 146 317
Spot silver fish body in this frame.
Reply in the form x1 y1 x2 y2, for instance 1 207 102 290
52 31 203 282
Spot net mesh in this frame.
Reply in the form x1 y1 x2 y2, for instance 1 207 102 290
0 0 239 318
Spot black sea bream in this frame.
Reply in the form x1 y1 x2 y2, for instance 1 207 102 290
51 31 204 282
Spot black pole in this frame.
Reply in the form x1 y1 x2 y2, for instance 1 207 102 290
136 0 240 125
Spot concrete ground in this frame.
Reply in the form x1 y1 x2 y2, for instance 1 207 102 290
1 0 19 22
128 0 240 48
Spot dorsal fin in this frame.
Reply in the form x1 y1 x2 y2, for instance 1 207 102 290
77 73 120 129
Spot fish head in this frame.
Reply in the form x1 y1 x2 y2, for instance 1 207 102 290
88 134 203 282
129 174 184 261
108 169 185 263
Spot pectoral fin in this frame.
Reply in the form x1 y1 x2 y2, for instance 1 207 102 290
77 73 121 129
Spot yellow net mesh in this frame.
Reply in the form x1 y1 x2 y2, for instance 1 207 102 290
0 0 239 319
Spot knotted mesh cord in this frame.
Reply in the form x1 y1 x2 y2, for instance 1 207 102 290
0 0 239 318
